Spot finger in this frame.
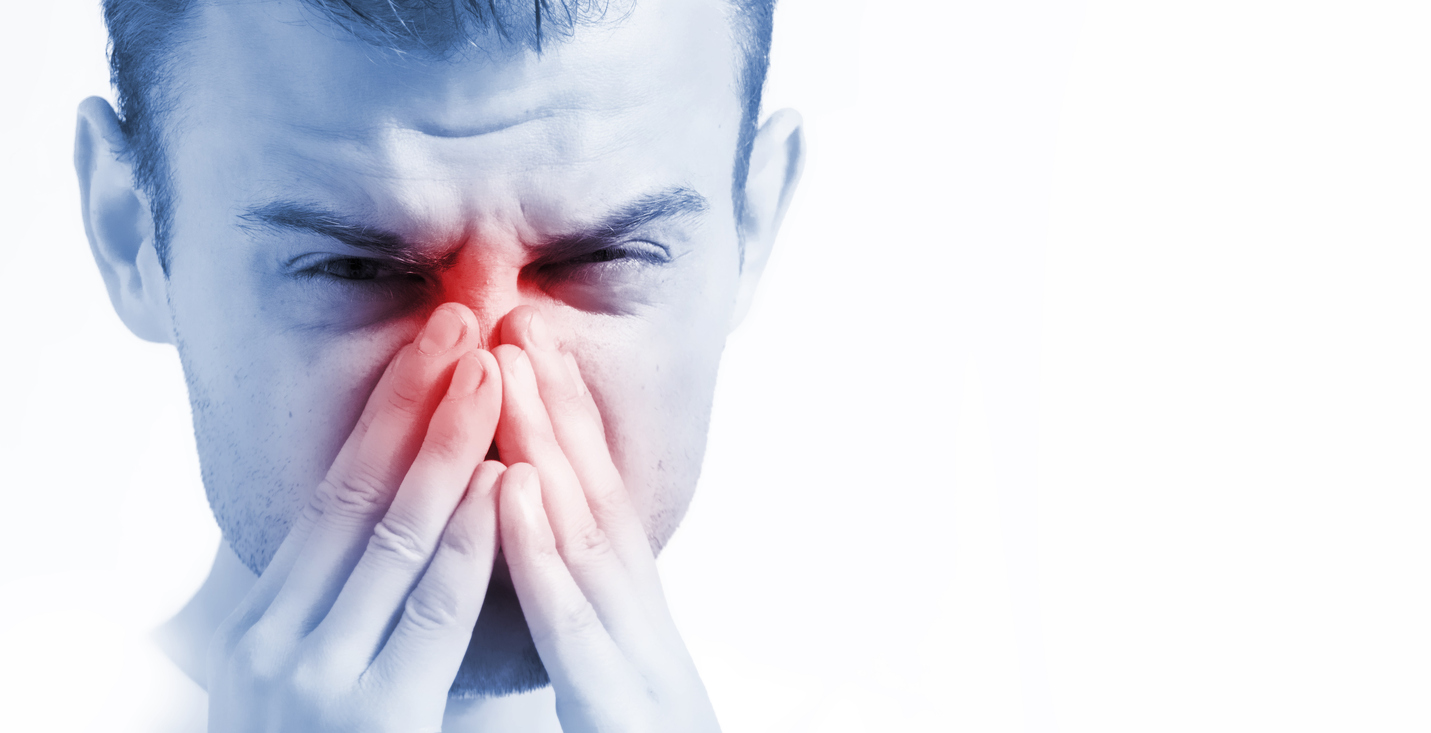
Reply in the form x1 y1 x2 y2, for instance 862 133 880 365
494 335 665 615
492 337 669 664
363 461 503 699
310 351 501 665
557 350 676 627
493 353 671 665
264 303 482 636
502 307 655 573
498 464 636 708
492 343 595 548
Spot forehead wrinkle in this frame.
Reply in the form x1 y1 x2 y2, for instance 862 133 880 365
247 93 716 255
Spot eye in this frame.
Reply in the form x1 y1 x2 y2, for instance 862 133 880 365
569 248 629 264
564 242 671 267
279 252 434 329
528 242 671 289
299 256 428 287
314 257 385 280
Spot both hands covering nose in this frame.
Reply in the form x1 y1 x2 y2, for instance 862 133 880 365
204 302 721 733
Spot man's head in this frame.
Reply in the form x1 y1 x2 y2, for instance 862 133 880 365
76 0 803 697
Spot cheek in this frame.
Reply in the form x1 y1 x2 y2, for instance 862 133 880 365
276 335 412 477
570 306 729 539
169 251 412 516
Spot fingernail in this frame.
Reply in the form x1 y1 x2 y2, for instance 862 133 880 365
517 465 540 494
448 353 486 396
514 347 533 371
419 307 465 355
527 311 553 351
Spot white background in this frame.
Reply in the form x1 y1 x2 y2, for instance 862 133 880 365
2 1 1429 730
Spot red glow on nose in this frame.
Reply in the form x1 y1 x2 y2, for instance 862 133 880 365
425 249 532 350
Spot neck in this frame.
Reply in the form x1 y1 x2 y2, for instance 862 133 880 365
155 542 561 732
154 542 256 687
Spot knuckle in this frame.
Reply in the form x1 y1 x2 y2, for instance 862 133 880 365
421 422 473 463
211 614 248 657
403 583 461 632
298 494 327 525
554 600 605 641
318 473 390 521
530 538 566 570
286 660 322 698
286 656 342 701
368 516 431 565
437 517 482 558
584 476 627 510
229 629 285 684
569 522 615 560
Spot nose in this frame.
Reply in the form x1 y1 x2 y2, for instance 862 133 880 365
433 249 526 350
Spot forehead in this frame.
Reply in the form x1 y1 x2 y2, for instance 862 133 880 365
173 0 741 235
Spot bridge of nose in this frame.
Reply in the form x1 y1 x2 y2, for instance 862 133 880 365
430 232 542 351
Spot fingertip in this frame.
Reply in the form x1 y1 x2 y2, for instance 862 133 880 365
493 344 537 392
435 301 479 331
453 461 503 550
499 305 539 348
503 462 540 494
449 349 503 397
498 463 541 522
446 351 486 397
498 463 554 562
469 459 507 500
417 303 471 356
491 343 525 371
472 348 501 380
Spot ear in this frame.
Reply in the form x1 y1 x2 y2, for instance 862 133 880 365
731 107 806 332
75 96 174 344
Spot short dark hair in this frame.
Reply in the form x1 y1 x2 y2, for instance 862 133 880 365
103 0 776 273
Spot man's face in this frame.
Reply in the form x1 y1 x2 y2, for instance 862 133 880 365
159 0 747 692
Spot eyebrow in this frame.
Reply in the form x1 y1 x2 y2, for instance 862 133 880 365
535 186 709 263
239 186 709 269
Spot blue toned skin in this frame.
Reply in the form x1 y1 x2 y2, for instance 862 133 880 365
73 0 804 729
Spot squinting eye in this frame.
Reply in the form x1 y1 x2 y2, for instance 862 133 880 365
565 243 671 267
294 255 429 287
317 257 384 280
570 248 628 264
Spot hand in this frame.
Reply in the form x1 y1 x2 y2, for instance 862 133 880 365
493 307 721 733
207 304 503 733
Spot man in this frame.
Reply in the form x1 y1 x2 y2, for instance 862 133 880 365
74 0 804 729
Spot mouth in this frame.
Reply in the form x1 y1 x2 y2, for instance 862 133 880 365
485 441 501 463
